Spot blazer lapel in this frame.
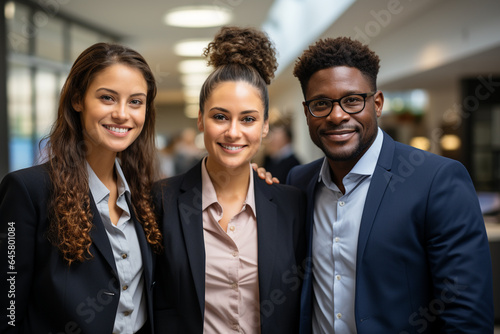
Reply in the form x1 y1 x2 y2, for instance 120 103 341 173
88 193 118 275
178 162 206 315
125 193 153 286
253 173 278 306
356 131 395 263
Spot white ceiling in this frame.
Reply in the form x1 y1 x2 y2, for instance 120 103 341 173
57 0 500 106
58 0 275 105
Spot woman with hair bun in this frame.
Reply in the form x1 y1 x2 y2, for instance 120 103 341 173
0 42 161 333
153 26 306 333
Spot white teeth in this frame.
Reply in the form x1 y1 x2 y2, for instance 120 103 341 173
105 125 129 133
221 144 243 150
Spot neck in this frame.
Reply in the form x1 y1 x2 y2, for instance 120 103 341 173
86 152 117 186
205 157 250 198
327 160 357 194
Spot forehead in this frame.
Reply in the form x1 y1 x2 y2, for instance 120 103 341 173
305 66 371 98
207 81 263 107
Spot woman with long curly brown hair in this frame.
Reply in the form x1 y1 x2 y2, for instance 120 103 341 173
153 26 306 334
0 42 161 334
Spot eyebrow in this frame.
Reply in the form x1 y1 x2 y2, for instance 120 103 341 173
96 87 147 98
209 107 260 114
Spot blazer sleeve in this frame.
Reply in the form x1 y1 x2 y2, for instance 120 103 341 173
425 160 494 332
0 171 39 333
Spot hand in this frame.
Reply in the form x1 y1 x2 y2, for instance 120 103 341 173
251 163 280 185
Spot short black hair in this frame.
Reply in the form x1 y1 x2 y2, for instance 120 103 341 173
293 37 380 97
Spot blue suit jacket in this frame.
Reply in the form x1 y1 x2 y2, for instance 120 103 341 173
287 131 494 333
0 164 155 334
153 160 307 333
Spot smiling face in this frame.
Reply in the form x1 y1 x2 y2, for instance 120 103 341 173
74 63 148 161
198 81 269 173
304 66 383 169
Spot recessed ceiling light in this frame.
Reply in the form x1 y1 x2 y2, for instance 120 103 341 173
164 6 232 28
174 39 211 57
178 59 211 74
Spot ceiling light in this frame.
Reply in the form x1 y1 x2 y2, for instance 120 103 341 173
175 39 211 57
164 6 232 28
181 73 208 87
178 59 211 74
5 2 15 20
410 136 430 151
184 103 200 119
441 134 461 151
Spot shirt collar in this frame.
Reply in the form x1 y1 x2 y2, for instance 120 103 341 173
318 127 384 184
87 158 131 204
201 157 256 215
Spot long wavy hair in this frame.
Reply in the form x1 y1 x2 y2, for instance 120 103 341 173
44 42 162 265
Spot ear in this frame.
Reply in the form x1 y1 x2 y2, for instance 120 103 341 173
197 110 204 132
72 97 82 112
302 101 310 125
374 90 384 117
262 119 269 138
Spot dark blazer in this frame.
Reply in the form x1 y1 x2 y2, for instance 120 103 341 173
263 153 301 183
288 131 494 334
0 164 155 334
153 160 307 334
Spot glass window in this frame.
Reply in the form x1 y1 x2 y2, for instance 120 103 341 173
36 15 64 62
7 63 33 170
6 2 31 54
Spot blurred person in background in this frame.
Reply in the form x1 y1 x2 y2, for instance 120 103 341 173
263 118 301 182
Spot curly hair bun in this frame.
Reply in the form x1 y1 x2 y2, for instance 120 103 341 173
203 26 278 85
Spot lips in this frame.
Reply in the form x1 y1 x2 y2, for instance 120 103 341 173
321 128 357 141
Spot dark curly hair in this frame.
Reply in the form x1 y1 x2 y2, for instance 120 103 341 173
293 37 380 97
199 26 278 120
44 42 162 265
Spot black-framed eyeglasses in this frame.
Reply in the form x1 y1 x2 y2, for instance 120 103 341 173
304 91 377 117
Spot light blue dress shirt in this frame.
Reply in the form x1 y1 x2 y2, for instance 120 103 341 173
312 128 383 334
87 159 146 334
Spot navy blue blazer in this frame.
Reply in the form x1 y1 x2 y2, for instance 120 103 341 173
153 160 307 333
0 164 155 334
288 131 494 334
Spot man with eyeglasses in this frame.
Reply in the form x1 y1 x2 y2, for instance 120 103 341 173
286 37 494 333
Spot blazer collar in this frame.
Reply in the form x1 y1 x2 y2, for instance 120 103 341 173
253 172 278 304
357 131 395 262
178 161 206 315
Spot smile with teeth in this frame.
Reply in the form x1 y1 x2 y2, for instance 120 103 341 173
220 143 244 151
104 125 130 134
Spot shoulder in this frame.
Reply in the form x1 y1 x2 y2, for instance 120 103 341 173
0 164 51 194
287 158 323 187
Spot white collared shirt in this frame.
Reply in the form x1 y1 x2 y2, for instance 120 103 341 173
87 159 146 334
312 128 383 334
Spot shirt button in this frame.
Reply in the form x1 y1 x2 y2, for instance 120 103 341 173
121 253 128 259
337 313 342 319
232 324 239 331
123 285 128 291
232 251 238 257
231 282 238 290
334 237 340 243
229 226 235 232
123 311 131 316
339 201 345 207
336 275 341 280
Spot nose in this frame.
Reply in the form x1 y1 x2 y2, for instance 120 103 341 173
325 102 350 125
112 102 130 122
225 119 241 139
